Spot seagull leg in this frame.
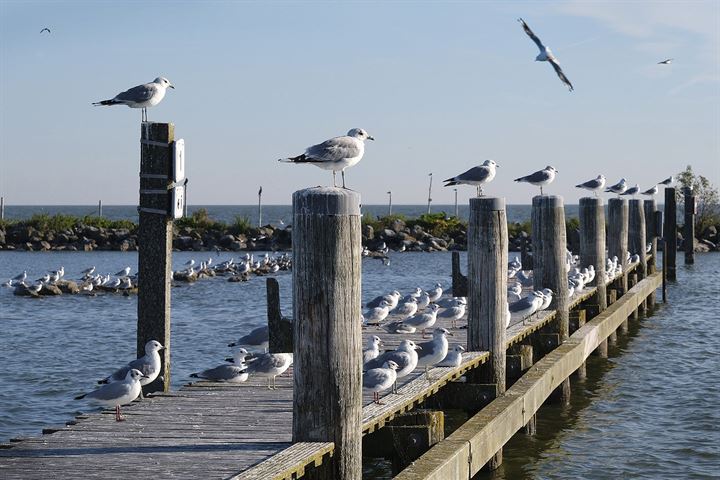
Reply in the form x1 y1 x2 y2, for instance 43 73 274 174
342 171 346 189
115 405 125 422
425 366 430 381
540 186 544 195
332 171 337 187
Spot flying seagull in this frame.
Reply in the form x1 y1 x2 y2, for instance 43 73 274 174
518 18 574 91
658 59 673 65
575 174 606 197
279 128 374 189
93 77 174 122
514 166 558 195
40 27 50 34
443 160 499 196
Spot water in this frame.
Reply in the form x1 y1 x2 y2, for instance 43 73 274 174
1 250 718 478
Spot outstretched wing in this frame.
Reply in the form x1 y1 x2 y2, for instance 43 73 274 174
518 18 544 51
548 58 574 91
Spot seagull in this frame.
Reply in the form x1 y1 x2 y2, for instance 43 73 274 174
575 175 606 196
363 336 384 365
621 184 640 197
605 178 628 195
93 77 175 122
99 340 164 397
76 369 146 422
363 300 391 325
443 160 499 196
279 128 374 188
659 176 674 186
191 349 251 383
538 288 554 311
416 327 452 379
426 283 443 303
514 166 558 195
641 185 659 196
363 360 399 404
658 58 673 65
436 344 465 368
11 271 27 283
437 302 466 329
509 292 544 322
403 304 440 335
115 266 131 277
40 27 50 34
364 340 421 393
228 325 270 353
244 352 293 389
382 320 417 334
394 297 419 319
81 266 96 277
518 18 574 91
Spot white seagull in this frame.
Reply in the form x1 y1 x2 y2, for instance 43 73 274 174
279 128 374 188
518 18 574 91
514 166 558 195
363 360 399 404
443 160 499 196
575 175 606 196
93 77 174 122
605 178 628 195
76 369 146 422
659 176 674 186
641 185 659 196
621 184 640 197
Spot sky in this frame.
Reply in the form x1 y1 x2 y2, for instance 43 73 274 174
1 0 718 206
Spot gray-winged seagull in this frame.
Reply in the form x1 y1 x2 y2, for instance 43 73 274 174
518 18 574 91
575 175 606 197
93 77 174 122
443 160 499 196
514 166 558 195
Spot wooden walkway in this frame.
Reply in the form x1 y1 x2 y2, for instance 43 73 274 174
0 264 638 480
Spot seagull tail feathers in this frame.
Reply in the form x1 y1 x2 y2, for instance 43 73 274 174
514 176 527 182
92 100 120 106
279 154 308 163
74 393 86 400
189 373 199 378
443 179 459 186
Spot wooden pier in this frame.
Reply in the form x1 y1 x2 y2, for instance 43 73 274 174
0 186 668 479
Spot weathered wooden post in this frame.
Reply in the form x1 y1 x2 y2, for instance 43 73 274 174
664 187 677 280
97 200 102 217
607 198 629 293
451 251 468 297
0 196 4 220
137 122 174 393
267 278 292 353
579 197 608 366
531 196 570 403
684 188 695 265
292 187 362 480
467 197 507 469
629 199 646 319
644 199 657 309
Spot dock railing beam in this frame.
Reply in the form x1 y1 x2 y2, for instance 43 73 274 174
467 197 507 469
579 197 607 368
664 187 677 280
137 122 174 394
292 187 362 480
531 195 570 403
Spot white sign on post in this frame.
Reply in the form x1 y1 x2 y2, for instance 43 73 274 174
172 139 185 183
171 185 185 220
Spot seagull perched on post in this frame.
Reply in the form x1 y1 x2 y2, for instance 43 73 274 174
658 176 674 186
605 178 628 196
93 77 174 122
575 175 606 197
621 184 640 197
641 185 659 196
279 128 374 189
514 166 558 195
518 18 574 91
443 160 499 197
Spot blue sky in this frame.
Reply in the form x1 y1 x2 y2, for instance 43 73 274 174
1 0 718 206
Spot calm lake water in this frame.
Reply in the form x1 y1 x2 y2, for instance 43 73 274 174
0 249 717 478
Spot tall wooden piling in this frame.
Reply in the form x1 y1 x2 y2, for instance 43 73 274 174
607 198 629 294
578 197 608 365
629 199 647 279
644 200 657 309
467 197 508 469
292 187 362 480
684 189 695 265
137 122 174 393
531 195 570 402
664 187 677 280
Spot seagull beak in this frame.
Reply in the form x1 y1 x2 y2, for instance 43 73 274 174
169 84 175 89
225 356 234 363
415 345 423 350
367 135 375 141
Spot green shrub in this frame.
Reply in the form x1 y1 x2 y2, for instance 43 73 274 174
230 215 252 235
